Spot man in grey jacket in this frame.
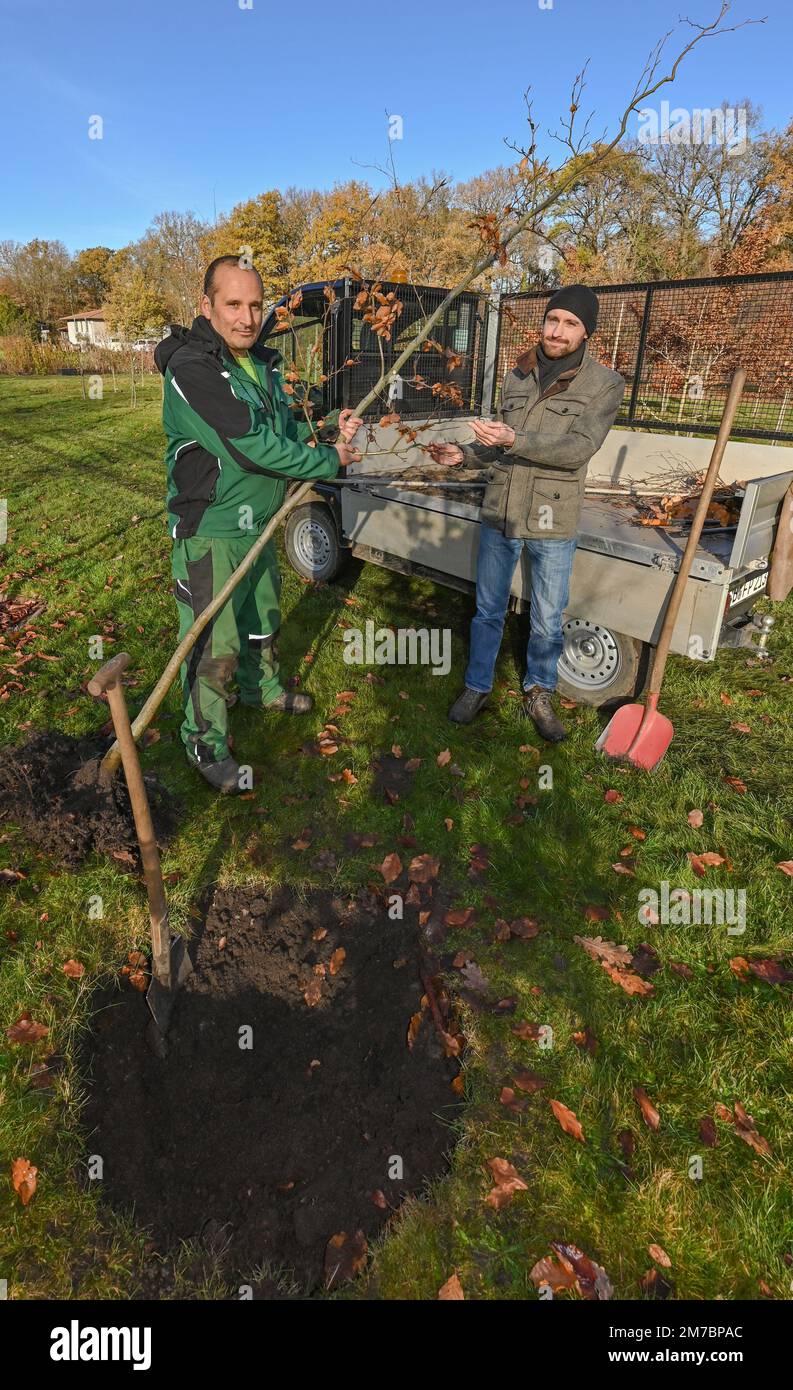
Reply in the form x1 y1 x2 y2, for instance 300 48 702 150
430 284 625 741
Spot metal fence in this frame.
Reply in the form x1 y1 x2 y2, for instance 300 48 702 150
495 271 793 443
338 281 489 420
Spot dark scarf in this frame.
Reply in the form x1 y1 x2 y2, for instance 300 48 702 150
535 339 586 394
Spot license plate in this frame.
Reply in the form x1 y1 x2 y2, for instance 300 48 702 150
728 570 768 607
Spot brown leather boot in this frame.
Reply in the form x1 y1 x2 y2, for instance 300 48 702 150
523 685 566 742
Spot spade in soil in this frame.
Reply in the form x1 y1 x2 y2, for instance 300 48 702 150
87 653 191 1053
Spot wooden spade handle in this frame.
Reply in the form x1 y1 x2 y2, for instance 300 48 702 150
649 368 746 697
88 653 171 988
87 651 131 696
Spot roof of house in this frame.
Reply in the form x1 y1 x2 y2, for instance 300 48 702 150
62 307 109 322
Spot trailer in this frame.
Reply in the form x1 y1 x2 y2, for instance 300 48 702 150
262 281 793 707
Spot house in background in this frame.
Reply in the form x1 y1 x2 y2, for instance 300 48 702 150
61 307 122 349
60 309 168 351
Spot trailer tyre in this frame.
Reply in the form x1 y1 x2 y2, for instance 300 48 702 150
284 502 345 582
556 619 650 709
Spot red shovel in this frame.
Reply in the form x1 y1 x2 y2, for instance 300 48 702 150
596 367 746 771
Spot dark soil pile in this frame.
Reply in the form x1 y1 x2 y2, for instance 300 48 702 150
84 884 460 1294
0 731 175 866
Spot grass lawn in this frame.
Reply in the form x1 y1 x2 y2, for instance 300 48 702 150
1 373 791 1301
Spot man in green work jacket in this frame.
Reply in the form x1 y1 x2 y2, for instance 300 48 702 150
154 255 362 793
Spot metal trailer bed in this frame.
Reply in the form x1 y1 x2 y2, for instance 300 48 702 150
260 278 792 706
284 425 792 706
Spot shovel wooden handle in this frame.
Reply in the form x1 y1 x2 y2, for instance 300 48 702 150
648 368 746 697
89 653 171 988
86 651 131 694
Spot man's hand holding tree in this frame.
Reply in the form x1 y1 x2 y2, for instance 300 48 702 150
333 407 364 468
428 417 516 468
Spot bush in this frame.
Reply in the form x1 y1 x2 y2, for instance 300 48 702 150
0 336 157 376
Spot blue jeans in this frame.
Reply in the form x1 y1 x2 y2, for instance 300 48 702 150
465 523 577 693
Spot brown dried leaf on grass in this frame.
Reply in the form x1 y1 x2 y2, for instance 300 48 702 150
633 1085 660 1130
574 935 654 996
530 1243 613 1300
640 1267 674 1299
484 1157 528 1209
722 1101 774 1157
549 1099 585 1142
11 1157 38 1206
438 1272 465 1300
699 1115 718 1147
511 1020 542 1041
572 1025 598 1056
688 851 726 876
408 854 440 883
573 935 632 968
378 852 402 883
445 907 476 928
6 1012 49 1044
583 904 610 922
459 961 489 994
513 1068 547 1092
723 775 747 793
730 956 792 985
649 1243 671 1268
601 962 654 996
509 916 540 939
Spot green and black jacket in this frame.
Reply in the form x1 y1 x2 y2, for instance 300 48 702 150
154 316 339 539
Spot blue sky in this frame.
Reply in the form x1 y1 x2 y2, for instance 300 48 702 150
1 0 790 253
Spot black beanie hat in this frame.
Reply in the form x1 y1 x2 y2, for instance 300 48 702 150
544 284 599 337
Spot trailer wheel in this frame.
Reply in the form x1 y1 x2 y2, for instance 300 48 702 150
284 502 345 582
557 619 649 708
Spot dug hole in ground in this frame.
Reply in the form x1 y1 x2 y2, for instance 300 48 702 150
82 881 462 1295
0 722 463 1294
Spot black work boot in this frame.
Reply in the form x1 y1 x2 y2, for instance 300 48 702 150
264 689 313 714
523 685 566 742
190 755 246 795
448 687 490 724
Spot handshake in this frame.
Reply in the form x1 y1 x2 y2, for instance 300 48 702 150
427 418 517 467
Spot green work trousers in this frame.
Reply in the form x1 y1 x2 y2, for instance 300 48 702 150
171 534 283 766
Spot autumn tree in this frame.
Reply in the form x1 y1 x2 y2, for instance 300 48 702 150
136 212 208 325
202 191 288 300
104 268 172 341
763 119 793 266
0 238 73 327
287 181 379 284
547 143 659 282
69 246 115 310
0 291 36 337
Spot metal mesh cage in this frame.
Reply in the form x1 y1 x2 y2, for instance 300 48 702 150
340 282 490 420
496 271 793 442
